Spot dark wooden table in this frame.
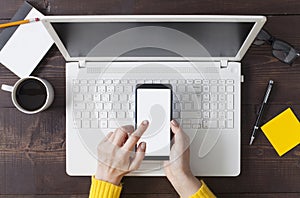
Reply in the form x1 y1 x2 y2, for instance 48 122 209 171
1 0 300 197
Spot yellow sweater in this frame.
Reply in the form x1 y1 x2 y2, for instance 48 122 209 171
89 176 216 198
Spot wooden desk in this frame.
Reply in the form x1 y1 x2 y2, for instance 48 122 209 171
1 1 300 197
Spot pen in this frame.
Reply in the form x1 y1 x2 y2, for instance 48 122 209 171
249 80 274 145
0 18 40 29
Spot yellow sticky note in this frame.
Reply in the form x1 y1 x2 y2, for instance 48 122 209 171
261 108 300 156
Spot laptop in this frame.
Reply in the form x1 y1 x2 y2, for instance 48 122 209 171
42 15 266 176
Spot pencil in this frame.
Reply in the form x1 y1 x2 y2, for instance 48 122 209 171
0 18 40 28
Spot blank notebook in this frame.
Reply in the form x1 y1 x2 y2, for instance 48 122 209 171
261 108 300 156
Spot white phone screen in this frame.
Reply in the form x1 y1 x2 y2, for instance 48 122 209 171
136 86 171 160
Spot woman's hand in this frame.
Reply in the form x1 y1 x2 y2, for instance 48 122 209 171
164 120 201 198
95 120 149 185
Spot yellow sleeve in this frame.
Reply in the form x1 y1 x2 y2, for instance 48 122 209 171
89 176 122 198
189 180 216 198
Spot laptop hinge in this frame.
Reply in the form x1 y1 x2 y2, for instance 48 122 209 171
78 60 86 68
220 60 228 68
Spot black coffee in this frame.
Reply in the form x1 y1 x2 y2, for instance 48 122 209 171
16 79 47 111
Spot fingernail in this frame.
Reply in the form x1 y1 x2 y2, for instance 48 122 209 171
142 120 149 125
171 120 179 127
141 142 146 150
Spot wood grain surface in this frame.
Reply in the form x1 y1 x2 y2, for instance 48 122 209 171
1 0 300 197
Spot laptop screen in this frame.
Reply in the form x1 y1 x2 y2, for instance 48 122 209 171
51 22 254 59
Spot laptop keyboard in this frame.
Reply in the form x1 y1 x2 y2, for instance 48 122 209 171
72 79 235 130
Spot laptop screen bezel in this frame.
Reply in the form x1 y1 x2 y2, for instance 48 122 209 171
42 15 266 62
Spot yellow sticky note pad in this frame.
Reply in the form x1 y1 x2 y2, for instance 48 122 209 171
261 108 300 156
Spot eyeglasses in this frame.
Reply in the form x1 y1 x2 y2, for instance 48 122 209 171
253 29 300 65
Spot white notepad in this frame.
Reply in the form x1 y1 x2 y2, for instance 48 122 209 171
0 8 53 78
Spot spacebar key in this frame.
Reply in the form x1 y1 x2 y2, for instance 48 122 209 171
109 119 134 128
181 111 201 118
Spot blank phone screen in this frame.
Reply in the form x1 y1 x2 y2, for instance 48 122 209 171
136 88 171 160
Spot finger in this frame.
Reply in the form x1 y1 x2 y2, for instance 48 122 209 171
101 132 113 143
129 142 146 171
113 125 134 147
123 120 149 151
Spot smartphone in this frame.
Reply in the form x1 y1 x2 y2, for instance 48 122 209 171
135 84 172 160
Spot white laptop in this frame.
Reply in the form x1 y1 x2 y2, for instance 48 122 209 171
42 15 266 176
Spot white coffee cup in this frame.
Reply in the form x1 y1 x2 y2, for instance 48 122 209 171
1 76 54 114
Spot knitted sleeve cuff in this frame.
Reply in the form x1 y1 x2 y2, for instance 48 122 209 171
89 176 122 198
189 180 216 198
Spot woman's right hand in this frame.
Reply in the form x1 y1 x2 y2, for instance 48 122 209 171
164 120 202 198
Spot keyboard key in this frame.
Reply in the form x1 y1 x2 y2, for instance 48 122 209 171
74 111 81 119
120 94 128 101
124 86 133 92
203 103 210 110
88 86 97 92
202 79 209 84
102 94 110 102
195 79 202 84
113 79 120 84
170 79 177 84
117 111 126 119
104 103 112 110
75 119 81 128
181 111 201 118
82 111 90 118
127 111 134 118
73 86 80 92
104 79 112 84
80 86 88 93
93 94 101 101
211 103 218 110
219 120 226 128
226 79 234 84
211 79 218 84
74 94 84 101
88 80 96 84
84 94 93 101
219 112 226 119
226 85 234 92
218 79 225 84
113 103 121 110
74 102 85 109
99 111 108 118
218 85 226 92
121 103 130 110
91 112 99 119
182 124 191 129
227 112 234 119
121 79 128 83
203 111 210 119
178 85 186 92
173 112 180 119
203 120 218 129
86 102 95 109
202 94 210 101
227 120 234 128
91 120 98 128
145 80 152 83
115 85 124 92
107 86 114 93
186 79 193 84
211 111 218 119
98 86 106 93
211 85 218 92
95 103 103 110
203 85 210 92
108 112 117 118
181 95 190 101
129 80 136 84
111 94 119 101
82 120 90 128
100 120 108 128
184 103 193 110
227 94 234 109
80 79 87 84
211 94 218 101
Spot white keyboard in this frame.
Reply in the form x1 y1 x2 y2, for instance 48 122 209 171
72 79 235 130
